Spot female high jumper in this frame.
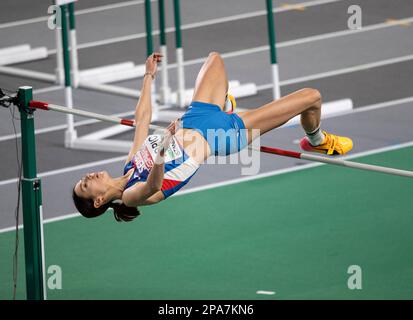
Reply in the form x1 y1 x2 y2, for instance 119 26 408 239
73 52 353 222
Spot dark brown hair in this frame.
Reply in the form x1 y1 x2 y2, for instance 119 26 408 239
72 188 140 222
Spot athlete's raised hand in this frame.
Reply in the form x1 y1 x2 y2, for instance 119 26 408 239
145 52 163 78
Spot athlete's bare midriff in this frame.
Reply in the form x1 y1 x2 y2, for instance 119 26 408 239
174 128 211 163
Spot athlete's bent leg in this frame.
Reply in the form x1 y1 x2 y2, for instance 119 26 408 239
191 52 229 110
237 88 353 155
238 88 322 142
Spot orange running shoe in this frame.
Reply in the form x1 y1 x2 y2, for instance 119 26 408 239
300 130 353 155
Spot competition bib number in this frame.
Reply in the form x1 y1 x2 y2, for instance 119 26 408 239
133 135 183 176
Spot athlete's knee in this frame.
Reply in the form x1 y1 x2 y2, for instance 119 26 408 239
207 51 224 64
208 51 221 58
301 88 322 106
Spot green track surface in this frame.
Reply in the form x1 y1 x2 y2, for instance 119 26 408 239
1 146 413 300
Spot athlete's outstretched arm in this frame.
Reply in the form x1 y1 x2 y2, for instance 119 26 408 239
122 121 178 207
122 144 167 207
125 53 162 164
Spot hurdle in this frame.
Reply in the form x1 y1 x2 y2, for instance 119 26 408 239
4 1 365 154
64 0 253 109
0 0 66 84
266 0 281 100
158 0 170 104
0 0 167 100
0 44 48 66
60 0 256 153
0 0 258 155
0 0 257 100
0 44 52 82
59 0 189 152
64 0 185 104
58 0 173 151
264 0 353 115
67 2 146 89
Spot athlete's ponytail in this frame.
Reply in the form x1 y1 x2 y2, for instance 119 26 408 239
72 188 140 222
109 202 141 222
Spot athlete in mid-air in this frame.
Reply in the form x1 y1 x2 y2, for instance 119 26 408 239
73 52 353 222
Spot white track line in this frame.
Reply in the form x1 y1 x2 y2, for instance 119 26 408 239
278 54 413 87
74 0 147 15
1 139 413 234
0 109 137 142
0 105 195 142
280 54 413 85
33 85 63 94
277 17 413 49
256 290 276 295
0 105 189 142
0 156 125 187
350 96 413 114
0 124 67 142
0 16 46 29
0 213 81 234
175 52 413 86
